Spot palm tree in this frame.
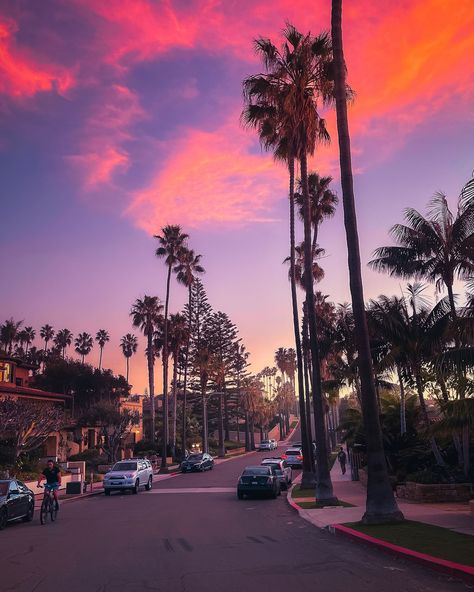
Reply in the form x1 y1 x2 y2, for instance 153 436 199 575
130 296 163 443
168 313 188 456
22 326 36 354
370 184 474 322
193 344 212 453
155 225 189 471
174 248 205 457
331 0 403 523
74 332 93 364
95 329 110 370
296 172 338 253
54 329 73 359
0 319 22 354
40 324 55 354
120 333 138 384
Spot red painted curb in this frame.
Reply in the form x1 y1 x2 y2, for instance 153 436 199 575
333 524 474 584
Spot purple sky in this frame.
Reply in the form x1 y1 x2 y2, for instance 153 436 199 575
1 0 473 391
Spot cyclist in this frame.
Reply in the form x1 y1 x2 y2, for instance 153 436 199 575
37 460 61 510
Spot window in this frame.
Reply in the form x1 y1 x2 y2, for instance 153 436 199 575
0 361 12 383
9 481 20 494
16 377 23 387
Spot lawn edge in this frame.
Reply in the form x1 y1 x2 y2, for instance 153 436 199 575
332 523 474 584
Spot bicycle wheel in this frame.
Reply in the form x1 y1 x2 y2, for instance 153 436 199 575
40 498 50 525
50 498 57 522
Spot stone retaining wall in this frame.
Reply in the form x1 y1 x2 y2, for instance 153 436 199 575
396 481 472 503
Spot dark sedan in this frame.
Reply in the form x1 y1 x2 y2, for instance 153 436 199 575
0 479 35 530
180 453 214 472
237 466 281 499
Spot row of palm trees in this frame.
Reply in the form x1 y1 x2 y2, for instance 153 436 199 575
240 1 472 523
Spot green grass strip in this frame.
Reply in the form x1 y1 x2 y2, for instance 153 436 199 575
297 500 354 509
344 520 474 567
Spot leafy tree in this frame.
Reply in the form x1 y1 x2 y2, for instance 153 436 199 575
120 333 138 384
80 401 139 463
130 296 163 443
0 398 64 464
75 332 93 364
95 329 110 370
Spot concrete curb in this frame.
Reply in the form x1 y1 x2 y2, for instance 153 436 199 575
332 524 474 585
285 478 474 584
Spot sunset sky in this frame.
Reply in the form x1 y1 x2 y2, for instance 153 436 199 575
1 0 473 392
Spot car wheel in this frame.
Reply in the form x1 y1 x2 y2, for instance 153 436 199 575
0 508 7 530
104 489 111 496
145 476 152 491
22 502 34 522
132 480 139 494
237 491 244 500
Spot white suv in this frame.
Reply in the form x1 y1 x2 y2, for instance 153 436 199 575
103 459 153 495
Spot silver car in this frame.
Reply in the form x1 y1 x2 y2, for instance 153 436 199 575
103 459 153 495
257 440 273 451
261 458 292 489
283 448 303 469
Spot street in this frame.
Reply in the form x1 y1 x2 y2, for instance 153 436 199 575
0 444 468 592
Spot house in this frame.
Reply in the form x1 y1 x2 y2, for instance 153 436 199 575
0 354 73 459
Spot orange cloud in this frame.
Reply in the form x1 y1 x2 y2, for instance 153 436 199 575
0 18 72 98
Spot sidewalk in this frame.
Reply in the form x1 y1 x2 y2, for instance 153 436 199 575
291 463 474 536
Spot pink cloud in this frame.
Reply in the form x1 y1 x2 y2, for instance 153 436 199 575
0 18 73 98
66 84 145 188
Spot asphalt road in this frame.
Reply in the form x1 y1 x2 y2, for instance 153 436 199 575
0 443 468 592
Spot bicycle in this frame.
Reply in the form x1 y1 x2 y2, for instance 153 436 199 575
39 485 58 525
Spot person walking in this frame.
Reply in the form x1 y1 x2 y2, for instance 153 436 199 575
337 446 347 475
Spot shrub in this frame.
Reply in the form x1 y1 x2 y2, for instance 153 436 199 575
406 466 469 484
68 449 108 471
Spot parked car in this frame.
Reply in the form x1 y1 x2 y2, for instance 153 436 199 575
282 448 303 469
237 466 281 499
180 453 214 472
0 479 35 530
290 442 317 455
261 458 292 489
103 459 153 495
269 439 278 449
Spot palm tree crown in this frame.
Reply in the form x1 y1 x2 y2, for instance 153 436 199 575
370 184 474 318
74 332 93 364
40 324 55 351
54 329 73 359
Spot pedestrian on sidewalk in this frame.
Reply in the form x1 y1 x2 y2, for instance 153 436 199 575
337 446 347 475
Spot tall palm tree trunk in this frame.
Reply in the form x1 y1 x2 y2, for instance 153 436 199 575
171 355 178 457
244 410 251 451
300 151 337 504
126 356 130 384
288 156 316 487
147 333 155 443
99 347 103 371
414 372 445 465
250 418 256 450
181 287 192 459
160 264 172 472
224 394 230 441
331 0 403 522
396 365 406 435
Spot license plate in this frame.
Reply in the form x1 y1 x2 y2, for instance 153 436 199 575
112 482 120 485
251 481 258 485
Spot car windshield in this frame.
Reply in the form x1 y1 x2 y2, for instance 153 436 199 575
261 440 269 444
0 482 8 496
112 462 137 472
187 454 203 461
286 450 300 456
242 468 270 476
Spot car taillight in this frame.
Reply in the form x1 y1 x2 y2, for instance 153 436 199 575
281 455 287 459
297 455 303 461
